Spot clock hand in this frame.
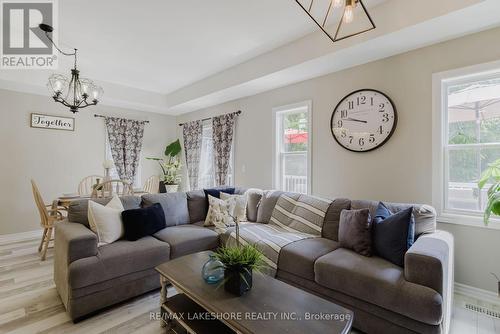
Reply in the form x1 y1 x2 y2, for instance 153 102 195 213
344 117 367 124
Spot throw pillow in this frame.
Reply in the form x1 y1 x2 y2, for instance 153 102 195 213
373 202 415 267
338 208 372 257
220 192 247 222
141 192 189 227
87 195 125 245
204 195 234 232
256 190 284 223
121 203 166 241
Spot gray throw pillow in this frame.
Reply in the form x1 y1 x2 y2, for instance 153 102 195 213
322 198 351 241
245 189 263 222
142 192 190 227
338 208 372 257
256 190 284 223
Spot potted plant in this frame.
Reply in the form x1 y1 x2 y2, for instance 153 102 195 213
214 243 265 296
478 158 500 225
147 139 182 193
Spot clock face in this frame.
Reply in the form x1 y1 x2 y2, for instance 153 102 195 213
331 89 397 152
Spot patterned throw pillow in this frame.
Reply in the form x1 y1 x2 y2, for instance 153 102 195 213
220 192 248 222
204 195 234 233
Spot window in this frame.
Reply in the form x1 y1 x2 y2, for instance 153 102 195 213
273 101 312 194
197 121 234 189
105 132 141 188
433 62 500 224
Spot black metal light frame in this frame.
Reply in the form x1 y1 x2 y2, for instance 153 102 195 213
294 0 376 43
39 24 101 113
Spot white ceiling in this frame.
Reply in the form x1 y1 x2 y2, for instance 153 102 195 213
60 0 322 94
1 0 499 115
63 0 387 94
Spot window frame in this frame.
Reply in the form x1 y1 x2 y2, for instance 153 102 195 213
272 100 312 195
432 60 500 229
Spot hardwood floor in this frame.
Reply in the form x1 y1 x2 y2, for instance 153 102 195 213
0 235 497 334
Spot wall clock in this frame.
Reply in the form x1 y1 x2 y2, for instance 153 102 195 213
330 89 397 152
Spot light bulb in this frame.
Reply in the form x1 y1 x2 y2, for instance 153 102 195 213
91 86 103 101
333 0 343 8
343 4 354 23
54 80 62 92
79 78 93 98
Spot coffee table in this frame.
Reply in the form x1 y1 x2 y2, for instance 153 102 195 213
156 251 353 334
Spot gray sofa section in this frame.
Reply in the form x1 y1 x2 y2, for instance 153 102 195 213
54 189 453 334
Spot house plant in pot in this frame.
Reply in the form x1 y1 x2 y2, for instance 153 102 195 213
214 243 265 296
478 158 500 224
147 139 182 193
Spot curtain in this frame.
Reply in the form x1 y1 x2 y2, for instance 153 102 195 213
183 120 203 190
212 112 236 186
104 116 145 184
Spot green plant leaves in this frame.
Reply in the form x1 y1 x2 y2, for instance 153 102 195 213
478 159 500 225
484 192 500 225
478 169 493 189
165 139 181 157
214 245 265 272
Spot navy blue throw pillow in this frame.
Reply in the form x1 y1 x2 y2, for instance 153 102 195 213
203 188 235 203
122 203 166 241
372 202 415 267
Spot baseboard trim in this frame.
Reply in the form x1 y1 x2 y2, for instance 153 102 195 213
0 230 41 244
455 282 500 305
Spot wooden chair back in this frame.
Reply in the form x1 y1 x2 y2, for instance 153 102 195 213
78 175 104 196
31 179 51 228
91 179 134 198
144 175 160 194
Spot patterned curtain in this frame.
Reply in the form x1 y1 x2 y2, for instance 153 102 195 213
212 112 236 186
104 117 145 183
182 120 203 190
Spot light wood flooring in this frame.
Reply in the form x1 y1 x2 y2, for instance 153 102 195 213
0 235 497 334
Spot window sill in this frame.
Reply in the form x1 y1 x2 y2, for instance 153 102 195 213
437 212 500 230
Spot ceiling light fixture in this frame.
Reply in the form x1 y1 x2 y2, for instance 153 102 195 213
294 0 376 43
39 23 103 113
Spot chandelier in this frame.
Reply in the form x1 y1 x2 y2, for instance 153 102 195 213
39 24 103 113
294 0 376 43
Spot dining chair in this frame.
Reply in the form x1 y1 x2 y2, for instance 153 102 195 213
143 175 160 194
31 180 65 261
91 179 134 198
78 175 104 196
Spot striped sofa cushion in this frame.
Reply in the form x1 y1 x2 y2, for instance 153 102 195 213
270 193 332 235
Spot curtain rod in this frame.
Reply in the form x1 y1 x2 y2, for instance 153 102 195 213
178 110 241 127
94 114 150 124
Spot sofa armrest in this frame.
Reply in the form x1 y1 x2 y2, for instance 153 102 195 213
55 221 98 264
405 230 454 333
405 230 453 294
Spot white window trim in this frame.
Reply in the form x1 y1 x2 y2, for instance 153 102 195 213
272 100 312 195
432 59 500 229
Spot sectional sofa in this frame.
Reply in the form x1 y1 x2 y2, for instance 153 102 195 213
54 187 453 334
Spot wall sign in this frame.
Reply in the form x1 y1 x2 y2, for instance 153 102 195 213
30 113 75 131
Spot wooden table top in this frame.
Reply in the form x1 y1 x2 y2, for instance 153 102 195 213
156 251 353 334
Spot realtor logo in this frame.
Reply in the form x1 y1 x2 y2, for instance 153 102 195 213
1 0 57 69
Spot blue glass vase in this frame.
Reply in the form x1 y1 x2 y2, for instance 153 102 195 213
202 255 224 284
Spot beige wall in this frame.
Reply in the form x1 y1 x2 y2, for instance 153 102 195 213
177 27 500 292
0 89 177 235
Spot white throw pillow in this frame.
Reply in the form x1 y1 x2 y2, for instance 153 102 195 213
204 195 234 233
220 192 248 222
88 195 125 245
